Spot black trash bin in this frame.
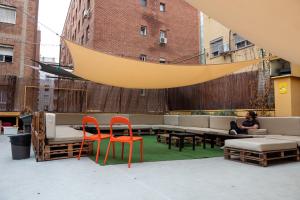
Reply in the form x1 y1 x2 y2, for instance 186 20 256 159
9 133 31 160
19 114 33 133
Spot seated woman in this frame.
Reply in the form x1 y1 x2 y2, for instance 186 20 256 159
229 111 259 135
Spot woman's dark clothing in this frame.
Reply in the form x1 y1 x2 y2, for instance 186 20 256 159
229 119 260 134
242 119 260 128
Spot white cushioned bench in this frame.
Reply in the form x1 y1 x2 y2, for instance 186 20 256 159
48 126 92 144
266 135 300 146
224 138 299 166
225 138 297 152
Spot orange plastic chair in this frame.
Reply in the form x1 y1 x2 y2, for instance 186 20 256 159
103 116 143 168
78 116 110 163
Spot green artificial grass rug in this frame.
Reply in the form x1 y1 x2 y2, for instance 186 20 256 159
89 135 223 165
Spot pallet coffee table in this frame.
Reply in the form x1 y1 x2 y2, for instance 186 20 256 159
169 132 196 151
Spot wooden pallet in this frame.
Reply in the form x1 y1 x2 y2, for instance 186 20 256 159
156 134 202 146
43 141 93 161
224 147 299 167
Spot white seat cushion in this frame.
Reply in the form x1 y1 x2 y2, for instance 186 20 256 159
48 126 92 143
225 138 297 152
266 135 300 146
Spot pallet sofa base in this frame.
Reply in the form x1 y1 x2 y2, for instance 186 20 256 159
224 147 299 167
32 112 95 161
43 141 93 161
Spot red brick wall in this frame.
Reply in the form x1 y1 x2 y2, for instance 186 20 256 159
0 0 40 78
61 0 199 65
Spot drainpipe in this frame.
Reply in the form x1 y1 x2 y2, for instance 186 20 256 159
229 29 233 63
199 12 205 64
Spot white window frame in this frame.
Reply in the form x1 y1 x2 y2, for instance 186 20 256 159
140 89 146 96
160 3 166 12
210 37 223 58
160 30 166 38
0 45 13 63
139 54 147 61
234 33 253 50
140 25 147 36
0 4 16 24
159 58 166 63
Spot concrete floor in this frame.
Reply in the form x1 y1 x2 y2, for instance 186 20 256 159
1 135 300 200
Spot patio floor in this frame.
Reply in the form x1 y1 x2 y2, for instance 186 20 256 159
1 135 300 200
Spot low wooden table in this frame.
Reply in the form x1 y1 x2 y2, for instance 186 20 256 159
169 132 196 151
203 132 253 149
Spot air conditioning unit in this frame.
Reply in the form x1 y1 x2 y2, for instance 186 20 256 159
220 43 231 55
223 43 230 53
83 9 91 18
160 37 167 44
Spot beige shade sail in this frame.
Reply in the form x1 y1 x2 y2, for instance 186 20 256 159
65 40 259 89
185 0 300 65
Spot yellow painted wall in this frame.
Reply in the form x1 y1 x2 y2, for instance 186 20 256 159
203 15 231 64
202 14 264 73
291 64 300 77
273 76 300 116
291 77 300 116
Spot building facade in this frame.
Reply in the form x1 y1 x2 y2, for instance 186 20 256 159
202 14 268 68
38 56 56 112
0 0 40 78
201 13 273 93
60 0 200 65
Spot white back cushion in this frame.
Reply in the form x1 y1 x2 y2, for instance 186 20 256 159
164 115 179 126
45 113 56 139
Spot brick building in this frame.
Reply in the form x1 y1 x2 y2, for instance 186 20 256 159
60 0 200 65
0 0 40 78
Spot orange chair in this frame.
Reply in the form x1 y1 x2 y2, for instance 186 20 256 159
78 116 110 163
103 116 143 168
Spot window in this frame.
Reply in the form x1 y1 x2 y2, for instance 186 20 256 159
159 58 166 63
210 38 223 57
78 20 80 31
140 89 146 97
140 26 147 36
160 3 166 12
139 54 147 61
0 5 16 24
86 26 90 43
234 33 253 50
0 45 13 63
160 30 166 38
140 0 147 7
0 89 7 104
